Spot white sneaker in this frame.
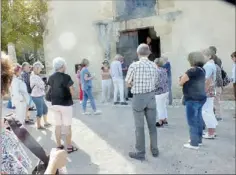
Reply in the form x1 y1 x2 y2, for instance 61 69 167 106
203 133 215 139
184 143 199 150
82 112 91 115
188 140 203 146
93 110 102 115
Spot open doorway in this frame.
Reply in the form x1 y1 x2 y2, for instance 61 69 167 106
116 27 161 64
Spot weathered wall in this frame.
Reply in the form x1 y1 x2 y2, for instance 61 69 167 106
44 1 113 97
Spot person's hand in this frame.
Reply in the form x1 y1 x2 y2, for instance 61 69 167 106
49 149 67 169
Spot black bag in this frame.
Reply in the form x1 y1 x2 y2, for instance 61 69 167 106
4 116 58 174
221 69 231 87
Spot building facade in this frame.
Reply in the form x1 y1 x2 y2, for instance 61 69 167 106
44 0 235 99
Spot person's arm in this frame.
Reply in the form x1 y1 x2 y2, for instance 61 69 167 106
118 62 123 78
179 73 190 86
67 76 74 96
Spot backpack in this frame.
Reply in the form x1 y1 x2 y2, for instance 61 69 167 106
221 68 231 87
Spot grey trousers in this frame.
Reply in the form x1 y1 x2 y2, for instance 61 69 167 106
132 91 158 155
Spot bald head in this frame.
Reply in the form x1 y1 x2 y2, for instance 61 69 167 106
137 44 151 58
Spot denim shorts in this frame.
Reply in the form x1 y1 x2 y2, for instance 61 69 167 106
32 96 48 117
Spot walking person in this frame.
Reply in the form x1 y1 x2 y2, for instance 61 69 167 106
80 58 101 115
10 64 32 124
214 62 223 121
48 57 78 153
101 60 112 103
30 61 51 129
162 56 172 105
110 54 128 105
76 64 83 104
154 57 169 127
179 51 206 149
202 49 218 139
231 51 236 118
125 44 159 160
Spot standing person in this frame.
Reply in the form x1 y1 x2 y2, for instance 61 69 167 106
21 62 35 121
202 49 218 139
162 56 172 105
76 64 83 104
120 57 129 101
48 57 78 153
80 58 101 115
231 51 236 119
125 44 159 160
110 54 128 105
209 46 222 68
154 57 169 127
10 64 31 124
101 60 112 103
214 62 223 121
30 61 51 129
179 51 206 149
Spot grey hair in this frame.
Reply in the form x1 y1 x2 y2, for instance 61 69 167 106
22 62 30 68
81 58 89 66
53 57 66 71
154 57 165 67
114 54 123 60
202 48 214 59
188 51 205 67
33 61 44 69
137 44 151 56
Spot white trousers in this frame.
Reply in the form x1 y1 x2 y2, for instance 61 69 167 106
155 92 169 120
202 97 218 128
15 101 27 124
102 79 112 102
113 78 124 102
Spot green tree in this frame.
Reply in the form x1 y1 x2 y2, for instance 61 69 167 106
1 0 48 64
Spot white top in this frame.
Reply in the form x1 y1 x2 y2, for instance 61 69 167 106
10 76 30 106
30 73 45 97
110 60 123 79
232 63 236 83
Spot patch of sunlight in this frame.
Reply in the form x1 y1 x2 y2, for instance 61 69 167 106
36 136 42 142
58 32 77 50
72 118 136 174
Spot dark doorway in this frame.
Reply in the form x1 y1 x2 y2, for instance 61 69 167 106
116 27 161 64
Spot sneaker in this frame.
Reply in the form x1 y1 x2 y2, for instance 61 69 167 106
44 123 51 127
82 112 91 115
216 117 223 121
156 122 164 127
94 110 102 115
120 102 128 105
126 98 129 101
114 102 120 105
184 143 199 150
151 148 159 158
203 132 217 137
129 152 145 161
203 133 215 139
188 140 203 146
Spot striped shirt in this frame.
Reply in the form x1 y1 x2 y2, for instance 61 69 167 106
125 57 158 94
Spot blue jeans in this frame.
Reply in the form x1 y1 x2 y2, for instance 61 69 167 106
185 100 205 146
82 87 96 112
32 96 48 118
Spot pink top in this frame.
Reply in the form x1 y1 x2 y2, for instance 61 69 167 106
30 73 45 97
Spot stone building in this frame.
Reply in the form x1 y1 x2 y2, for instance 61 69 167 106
44 0 235 98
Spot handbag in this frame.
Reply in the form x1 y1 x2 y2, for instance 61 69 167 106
4 116 58 174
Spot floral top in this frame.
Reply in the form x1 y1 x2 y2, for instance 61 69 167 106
30 72 46 97
154 67 169 95
1 128 31 174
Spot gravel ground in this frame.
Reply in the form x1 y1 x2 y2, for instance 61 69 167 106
2 100 235 174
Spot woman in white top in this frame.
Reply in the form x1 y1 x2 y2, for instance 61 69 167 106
10 64 31 124
30 61 51 129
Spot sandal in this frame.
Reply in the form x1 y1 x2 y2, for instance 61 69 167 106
37 126 46 130
67 146 78 154
44 123 51 127
57 145 64 150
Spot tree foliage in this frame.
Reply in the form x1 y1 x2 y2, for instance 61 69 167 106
1 0 48 64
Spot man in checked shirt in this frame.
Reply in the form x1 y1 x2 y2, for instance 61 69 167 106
125 44 159 160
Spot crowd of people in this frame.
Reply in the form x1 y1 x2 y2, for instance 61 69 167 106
1 43 235 173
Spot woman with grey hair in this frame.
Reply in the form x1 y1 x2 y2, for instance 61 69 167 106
80 58 101 115
202 49 218 139
30 61 51 129
179 51 206 150
47 57 78 153
154 57 169 127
